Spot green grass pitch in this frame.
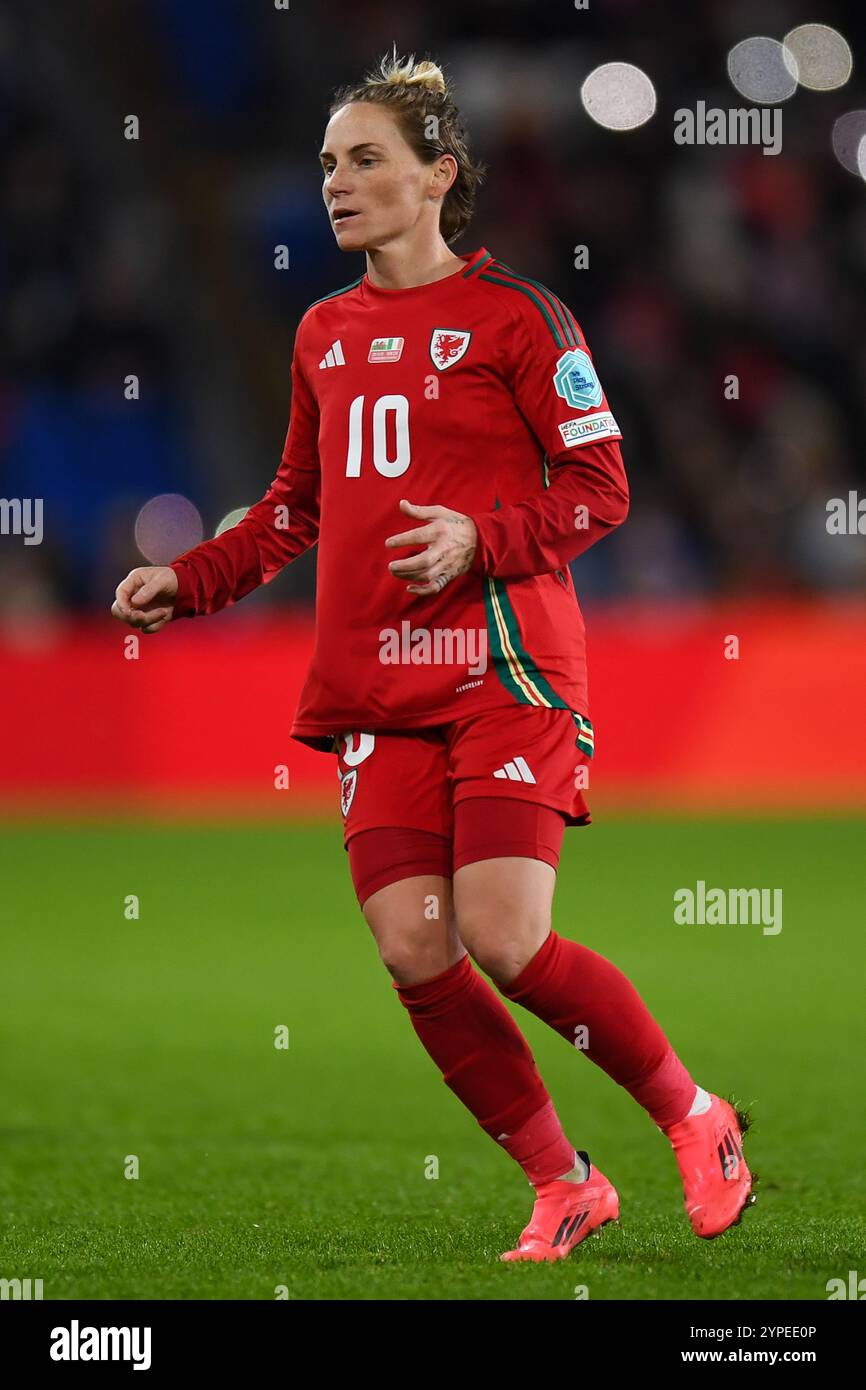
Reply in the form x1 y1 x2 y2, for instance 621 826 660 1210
0 815 863 1300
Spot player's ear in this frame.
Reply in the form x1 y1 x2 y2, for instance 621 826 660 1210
431 153 458 197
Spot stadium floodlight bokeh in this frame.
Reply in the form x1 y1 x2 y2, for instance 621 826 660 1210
579 62 657 131
727 37 799 104
782 23 853 91
833 109 866 175
134 493 203 566
215 506 251 537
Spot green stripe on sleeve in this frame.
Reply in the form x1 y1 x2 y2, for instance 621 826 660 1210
488 263 581 347
479 273 567 349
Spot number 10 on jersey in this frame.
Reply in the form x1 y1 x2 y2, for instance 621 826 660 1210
345 394 411 478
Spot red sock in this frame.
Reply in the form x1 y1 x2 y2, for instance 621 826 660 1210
501 931 695 1130
394 954 577 1184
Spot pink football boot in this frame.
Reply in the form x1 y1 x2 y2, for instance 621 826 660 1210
501 1153 619 1262
663 1093 756 1238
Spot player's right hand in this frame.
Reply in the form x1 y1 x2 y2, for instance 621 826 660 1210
111 566 178 634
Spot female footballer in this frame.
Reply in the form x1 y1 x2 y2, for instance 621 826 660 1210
112 50 753 1261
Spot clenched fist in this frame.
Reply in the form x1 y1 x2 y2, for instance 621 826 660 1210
111 566 178 634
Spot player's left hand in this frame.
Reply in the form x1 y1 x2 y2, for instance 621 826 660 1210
385 499 477 596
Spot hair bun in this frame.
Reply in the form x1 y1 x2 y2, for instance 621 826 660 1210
401 60 446 96
376 48 447 97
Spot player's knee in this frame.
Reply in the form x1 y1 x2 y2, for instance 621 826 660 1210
377 932 428 983
459 907 549 986
366 914 461 987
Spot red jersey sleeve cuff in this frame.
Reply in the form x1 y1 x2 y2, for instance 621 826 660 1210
170 561 197 618
468 513 495 575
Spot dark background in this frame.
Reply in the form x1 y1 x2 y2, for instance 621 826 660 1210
2 0 865 622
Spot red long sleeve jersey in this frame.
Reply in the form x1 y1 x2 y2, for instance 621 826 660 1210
170 247 629 752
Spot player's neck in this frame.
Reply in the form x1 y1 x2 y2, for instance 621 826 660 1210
364 235 464 291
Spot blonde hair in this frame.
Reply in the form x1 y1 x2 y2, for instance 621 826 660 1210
329 46 486 244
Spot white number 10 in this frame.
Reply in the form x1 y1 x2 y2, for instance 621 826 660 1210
345 394 411 477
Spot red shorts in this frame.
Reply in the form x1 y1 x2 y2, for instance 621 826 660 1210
334 706 592 906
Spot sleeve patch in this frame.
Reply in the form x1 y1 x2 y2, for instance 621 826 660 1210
558 411 622 447
553 348 604 410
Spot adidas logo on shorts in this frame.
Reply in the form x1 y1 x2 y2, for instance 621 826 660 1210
492 756 536 784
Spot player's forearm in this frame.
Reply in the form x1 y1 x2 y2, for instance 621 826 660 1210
468 439 629 580
171 524 268 618
171 468 320 617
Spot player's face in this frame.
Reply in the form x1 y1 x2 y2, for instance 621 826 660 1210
319 103 438 251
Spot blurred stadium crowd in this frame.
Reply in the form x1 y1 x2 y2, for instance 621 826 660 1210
1 0 865 624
